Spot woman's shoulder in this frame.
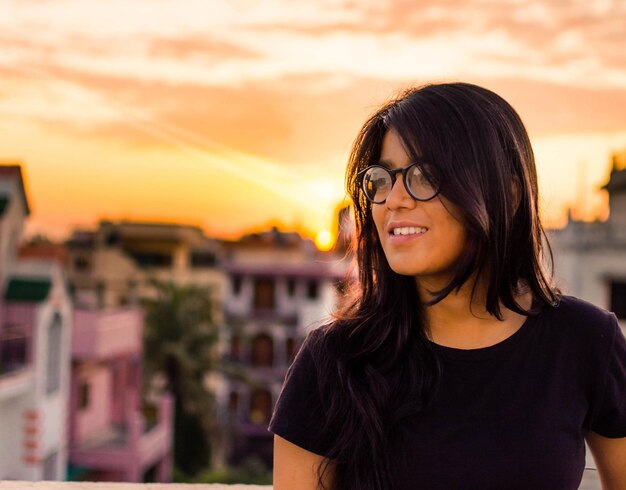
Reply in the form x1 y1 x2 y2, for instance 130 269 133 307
541 294 620 350
299 322 341 361
549 294 615 322
288 322 339 373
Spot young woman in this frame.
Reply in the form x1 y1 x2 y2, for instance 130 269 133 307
269 83 626 490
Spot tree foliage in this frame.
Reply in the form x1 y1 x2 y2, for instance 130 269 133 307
142 279 219 476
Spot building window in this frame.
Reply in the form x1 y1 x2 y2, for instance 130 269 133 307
131 357 141 389
127 279 138 305
253 277 275 310
228 391 239 413
46 313 62 395
610 280 626 320
251 333 274 368
230 335 241 361
129 251 172 268
286 337 296 364
0 326 28 374
96 281 105 309
191 251 217 268
73 255 91 272
79 382 90 410
104 230 120 246
286 278 297 297
232 275 243 296
306 280 319 299
249 388 272 425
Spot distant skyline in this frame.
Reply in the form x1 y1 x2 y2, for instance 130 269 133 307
1 0 626 244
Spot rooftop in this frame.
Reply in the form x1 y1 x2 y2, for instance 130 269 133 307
0 163 31 214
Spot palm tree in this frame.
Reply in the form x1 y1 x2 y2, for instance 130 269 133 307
142 279 224 477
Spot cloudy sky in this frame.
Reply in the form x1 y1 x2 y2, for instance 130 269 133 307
1 0 625 245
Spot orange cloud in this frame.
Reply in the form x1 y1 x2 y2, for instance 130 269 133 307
2 0 626 240
147 35 263 60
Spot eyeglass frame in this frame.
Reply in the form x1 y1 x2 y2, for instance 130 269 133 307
357 162 441 204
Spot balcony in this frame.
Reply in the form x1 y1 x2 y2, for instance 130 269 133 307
225 308 298 327
0 323 34 399
0 366 33 399
0 328 29 375
69 394 173 482
73 308 143 361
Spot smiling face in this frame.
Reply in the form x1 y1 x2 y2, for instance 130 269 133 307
372 129 468 291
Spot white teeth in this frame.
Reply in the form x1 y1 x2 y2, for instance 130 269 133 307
392 227 427 236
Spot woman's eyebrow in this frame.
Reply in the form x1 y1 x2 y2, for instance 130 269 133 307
377 159 401 169
377 159 426 169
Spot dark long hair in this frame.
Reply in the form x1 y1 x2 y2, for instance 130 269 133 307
310 83 559 489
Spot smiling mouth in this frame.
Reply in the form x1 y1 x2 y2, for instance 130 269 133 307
390 226 428 236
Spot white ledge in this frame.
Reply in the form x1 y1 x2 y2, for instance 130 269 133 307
0 484 270 489
0 469 602 490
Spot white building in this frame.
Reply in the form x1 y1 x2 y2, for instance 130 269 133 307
549 154 626 330
215 227 348 466
0 164 72 480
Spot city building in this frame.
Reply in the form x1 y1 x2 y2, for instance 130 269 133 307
215 227 348 466
65 220 225 474
1 164 175 483
549 153 626 330
66 221 226 311
67 307 173 482
0 164 72 480
64 222 187 481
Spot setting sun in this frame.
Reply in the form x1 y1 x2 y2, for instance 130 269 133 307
315 229 334 251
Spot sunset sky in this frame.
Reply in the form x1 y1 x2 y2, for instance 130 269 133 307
1 0 626 246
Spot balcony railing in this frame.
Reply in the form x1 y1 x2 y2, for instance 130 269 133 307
69 394 173 482
0 322 33 399
0 330 29 375
72 308 143 360
0 302 35 378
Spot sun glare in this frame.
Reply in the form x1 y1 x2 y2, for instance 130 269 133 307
315 229 334 251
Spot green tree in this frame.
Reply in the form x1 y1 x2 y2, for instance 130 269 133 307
142 279 222 477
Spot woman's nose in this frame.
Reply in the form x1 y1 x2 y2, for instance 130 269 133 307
385 175 415 209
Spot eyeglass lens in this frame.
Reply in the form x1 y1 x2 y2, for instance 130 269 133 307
362 165 437 203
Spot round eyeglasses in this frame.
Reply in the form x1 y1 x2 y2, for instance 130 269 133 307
358 163 440 204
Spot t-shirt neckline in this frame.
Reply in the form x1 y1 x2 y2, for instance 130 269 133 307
428 302 543 361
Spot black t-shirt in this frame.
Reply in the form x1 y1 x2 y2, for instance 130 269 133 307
268 295 626 489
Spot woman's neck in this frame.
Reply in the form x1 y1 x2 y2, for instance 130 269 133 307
418 276 532 350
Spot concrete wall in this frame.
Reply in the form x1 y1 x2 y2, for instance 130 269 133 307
0 471 605 490
553 247 626 309
75 365 112 442
0 395 26 478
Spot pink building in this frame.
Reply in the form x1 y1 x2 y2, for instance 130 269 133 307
68 307 173 482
